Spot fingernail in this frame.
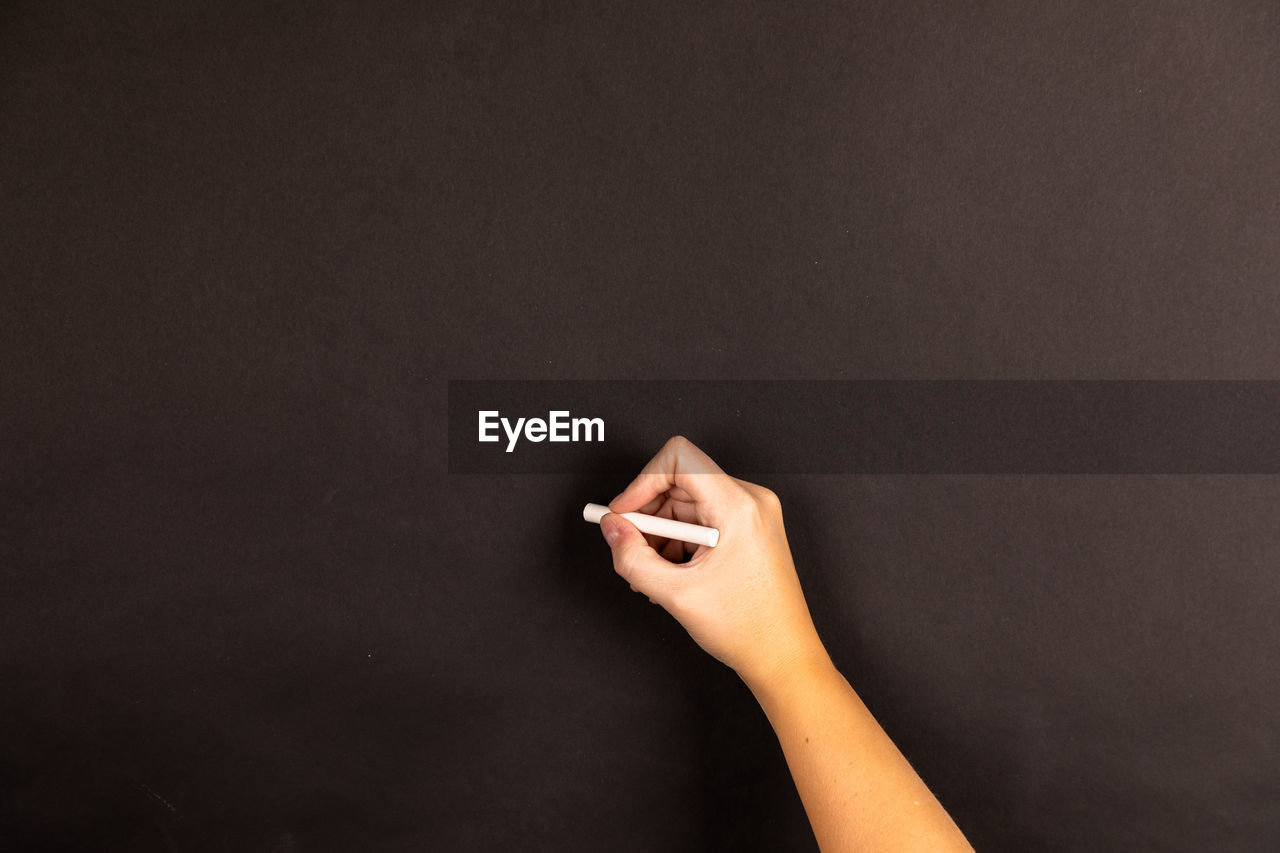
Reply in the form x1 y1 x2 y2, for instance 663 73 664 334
600 514 621 545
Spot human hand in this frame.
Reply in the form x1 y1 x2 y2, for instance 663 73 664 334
600 438 973 851
599 436 827 690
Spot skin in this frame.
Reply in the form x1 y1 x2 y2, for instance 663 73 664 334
599 436 973 853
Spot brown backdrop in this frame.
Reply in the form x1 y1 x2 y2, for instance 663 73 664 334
4 2 1279 850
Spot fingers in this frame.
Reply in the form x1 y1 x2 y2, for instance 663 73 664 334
599 513 682 607
609 436 740 519
659 538 684 562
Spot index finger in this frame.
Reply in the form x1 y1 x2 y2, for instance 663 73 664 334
608 436 741 520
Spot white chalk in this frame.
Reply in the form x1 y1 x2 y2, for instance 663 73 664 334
583 503 719 548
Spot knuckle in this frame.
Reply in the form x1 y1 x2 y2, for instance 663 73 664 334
665 435 693 454
733 481 781 514
746 485 782 527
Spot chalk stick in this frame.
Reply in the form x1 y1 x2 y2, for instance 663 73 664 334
583 503 719 548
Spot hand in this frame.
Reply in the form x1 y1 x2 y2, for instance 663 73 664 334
599 436 827 690
599 437 974 852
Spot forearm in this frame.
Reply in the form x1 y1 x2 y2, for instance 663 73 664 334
746 650 972 853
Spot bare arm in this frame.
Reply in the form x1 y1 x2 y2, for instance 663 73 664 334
747 651 971 851
599 436 972 852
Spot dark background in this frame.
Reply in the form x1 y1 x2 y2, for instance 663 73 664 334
4 1 1279 850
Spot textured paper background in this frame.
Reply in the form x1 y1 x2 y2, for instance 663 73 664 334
4 2 1279 850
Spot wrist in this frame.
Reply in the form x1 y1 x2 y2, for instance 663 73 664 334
738 632 835 704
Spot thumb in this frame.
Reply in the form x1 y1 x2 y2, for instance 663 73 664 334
599 513 680 605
